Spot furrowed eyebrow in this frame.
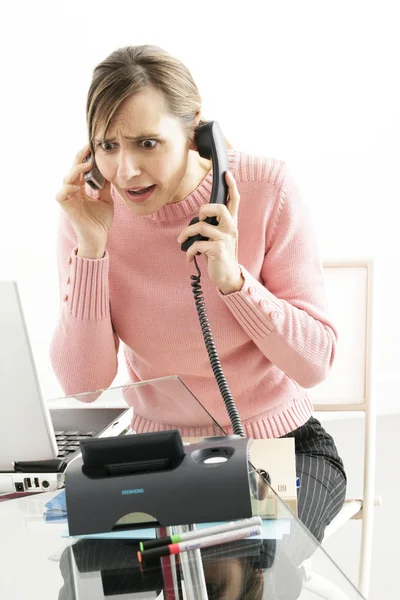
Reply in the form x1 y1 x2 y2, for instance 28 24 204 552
93 133 161 143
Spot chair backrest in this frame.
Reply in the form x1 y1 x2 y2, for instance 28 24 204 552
308 260 377 599
308 259 375 413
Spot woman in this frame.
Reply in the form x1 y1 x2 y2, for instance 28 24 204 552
51 45 346 556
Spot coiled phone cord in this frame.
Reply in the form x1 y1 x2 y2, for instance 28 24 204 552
191 256 245 438
191 256 272 488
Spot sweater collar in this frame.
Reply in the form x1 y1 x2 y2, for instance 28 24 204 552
111 150 239 223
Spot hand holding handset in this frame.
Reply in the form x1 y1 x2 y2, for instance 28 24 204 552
181 121 229 252
55 145 113 259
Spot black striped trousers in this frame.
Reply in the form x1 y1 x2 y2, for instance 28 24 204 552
282 415 347 549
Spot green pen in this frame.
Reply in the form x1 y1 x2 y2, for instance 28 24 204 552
139 516 262 552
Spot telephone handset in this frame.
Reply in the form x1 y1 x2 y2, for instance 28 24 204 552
180 121 229 252
84 152 106 191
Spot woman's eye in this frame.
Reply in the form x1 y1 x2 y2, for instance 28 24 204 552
100 141 116 151
140 139 157 150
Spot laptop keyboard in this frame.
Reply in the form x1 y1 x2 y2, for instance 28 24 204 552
54 431 96 459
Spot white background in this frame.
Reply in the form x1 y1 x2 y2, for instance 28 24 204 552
1 2 399 597
1 0 399 409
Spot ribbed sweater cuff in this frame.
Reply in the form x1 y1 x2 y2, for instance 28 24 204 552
218 265 284 338
64 248 110 320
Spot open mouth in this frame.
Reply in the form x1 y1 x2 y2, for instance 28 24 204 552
124 185 156 203
126 185 155 197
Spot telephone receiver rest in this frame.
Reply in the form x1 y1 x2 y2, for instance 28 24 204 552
181 121 229 253
201 436 271 501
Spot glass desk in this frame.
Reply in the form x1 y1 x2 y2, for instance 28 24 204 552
0 488 364 599
0 378 364 599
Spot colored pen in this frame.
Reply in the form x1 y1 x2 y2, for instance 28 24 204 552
140 516 262 551
138 524 262 562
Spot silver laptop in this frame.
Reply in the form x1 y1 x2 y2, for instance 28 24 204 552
0 281 131 494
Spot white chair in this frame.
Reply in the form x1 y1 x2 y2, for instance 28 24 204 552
302 259 381 599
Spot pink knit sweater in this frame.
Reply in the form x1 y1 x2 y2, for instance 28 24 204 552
50 150 337 438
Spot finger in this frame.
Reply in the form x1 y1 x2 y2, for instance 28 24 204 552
177 220 227 244
186 240 225 262
198 203 236 232
56 184 81 204
73 144 92 166
225 171 240 221
63 160 93 186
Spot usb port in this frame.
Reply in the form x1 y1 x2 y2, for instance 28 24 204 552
34 478 40 488
24 477 32 489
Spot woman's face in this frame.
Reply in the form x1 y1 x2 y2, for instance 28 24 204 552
93 85 207 216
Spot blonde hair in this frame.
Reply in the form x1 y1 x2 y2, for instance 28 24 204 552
86 44 232 149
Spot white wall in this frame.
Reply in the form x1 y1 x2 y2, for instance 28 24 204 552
1 0 399 410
